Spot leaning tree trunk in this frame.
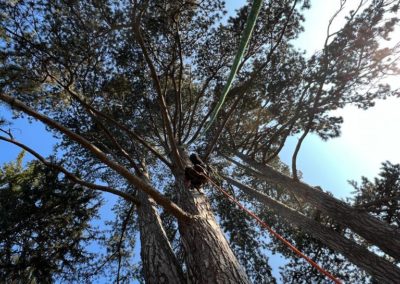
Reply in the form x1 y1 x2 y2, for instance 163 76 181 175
225 176 400 284
236 153 400 260
173 150 250 283
137 173 186 284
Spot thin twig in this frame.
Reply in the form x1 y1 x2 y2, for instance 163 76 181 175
0 136 141 206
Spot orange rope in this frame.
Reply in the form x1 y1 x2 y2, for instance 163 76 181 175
206 177 342 284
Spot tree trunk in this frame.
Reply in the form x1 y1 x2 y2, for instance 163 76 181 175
137 174 186 284
225 176 400 284
236 153 400 260
173 150 250 283
175 176 250 283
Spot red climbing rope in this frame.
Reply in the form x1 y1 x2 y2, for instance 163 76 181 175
206 177 342 284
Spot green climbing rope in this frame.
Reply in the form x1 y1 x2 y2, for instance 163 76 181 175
200 0 264 137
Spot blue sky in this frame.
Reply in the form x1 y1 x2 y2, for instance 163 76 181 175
1 0 400 282
3 0 398 197
280 0 400 199
227 0 400 200
0 106 55 161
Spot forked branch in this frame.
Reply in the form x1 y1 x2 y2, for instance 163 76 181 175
0 93 192 222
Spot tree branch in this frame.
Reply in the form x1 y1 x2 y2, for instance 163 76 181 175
116 204 136 284
0 135 141 206
223 175 400 284
132 17 183 170
0 93 192 222
235 152 400 260
204 97 241 161
58 85 173 170
46 73 143 173
355 193 400 210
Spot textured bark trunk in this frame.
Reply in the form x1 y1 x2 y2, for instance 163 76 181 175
237 154 400 260
173 149 250 283
138 174 186 284
175 175 250 284
226 176 400 284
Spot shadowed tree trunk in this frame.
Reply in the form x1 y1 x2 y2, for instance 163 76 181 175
2 0 400 282
235 153 400 260
225 176 400 283
137 171 186 284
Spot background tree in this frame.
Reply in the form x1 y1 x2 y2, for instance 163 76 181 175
1 0 400 283
350 161 400 228
0 152 100 283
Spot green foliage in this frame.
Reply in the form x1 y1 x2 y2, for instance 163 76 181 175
0 153 101 283
224 158 372 283
350 161 400 227
0 0 399 282
99 199 142 283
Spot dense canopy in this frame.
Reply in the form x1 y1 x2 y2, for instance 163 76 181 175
0 0 399 283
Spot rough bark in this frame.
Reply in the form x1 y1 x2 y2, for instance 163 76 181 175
236 153 400 261
173 150 250 283
138 174 186 284
175 177 250 283
225 176 400 284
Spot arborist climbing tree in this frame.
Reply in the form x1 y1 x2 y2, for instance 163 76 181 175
1 0 399 283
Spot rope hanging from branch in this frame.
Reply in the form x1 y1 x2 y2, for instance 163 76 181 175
188 0 341 279
205 176 342 284
199 0 264 138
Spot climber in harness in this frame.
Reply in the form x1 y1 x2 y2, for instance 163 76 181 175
184 153 209 189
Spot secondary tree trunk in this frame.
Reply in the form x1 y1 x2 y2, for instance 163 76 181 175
225 176 400 284
137 174 186 284
173 150 250 283
236 153 400 260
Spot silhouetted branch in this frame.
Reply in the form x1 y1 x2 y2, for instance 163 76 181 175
0 135 141 206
